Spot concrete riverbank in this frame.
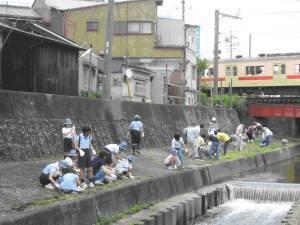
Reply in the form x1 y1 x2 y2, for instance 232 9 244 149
0 143 299 225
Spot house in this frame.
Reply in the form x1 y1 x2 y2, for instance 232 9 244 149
32 0 198 104
0 20 82 96
79 48 103 97
0 4 41 21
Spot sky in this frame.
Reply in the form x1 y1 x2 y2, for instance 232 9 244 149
2 0 300 59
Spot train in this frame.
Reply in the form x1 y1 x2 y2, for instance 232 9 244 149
200 53 300 96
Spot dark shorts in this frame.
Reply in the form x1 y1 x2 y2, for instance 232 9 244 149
130 130 141 144
39 173 58 186
78 149 91 168
63 138 73 153
39 173 51 186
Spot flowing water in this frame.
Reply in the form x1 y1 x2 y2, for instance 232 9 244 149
192 155 300 224
192 199 292 225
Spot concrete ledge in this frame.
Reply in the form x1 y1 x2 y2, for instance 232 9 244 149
1 144 299 225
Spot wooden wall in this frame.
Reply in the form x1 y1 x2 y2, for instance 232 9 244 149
2 31 79 96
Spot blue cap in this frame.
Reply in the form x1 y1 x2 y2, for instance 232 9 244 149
127 155 134 162
64 118 72 125
119 142 128 151
171 149 177 155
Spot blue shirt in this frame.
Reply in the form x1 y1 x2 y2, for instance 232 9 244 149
75 133 92 149
129 121 143 132
42 162 59 175
60 173 79 191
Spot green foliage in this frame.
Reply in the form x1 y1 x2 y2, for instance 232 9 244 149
198 93 209 106
220 142 282 161
80 90 102 99
197 93 245 109
95 203 154 225
197 58 209 76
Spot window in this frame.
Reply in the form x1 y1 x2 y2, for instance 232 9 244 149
114 22 128 35
233 66 237 76
209 68 214 76
225 66 232 76
246 66 255 75
128 22 152 34
86 21 99 31
281 64 286 75
135 80 147 96
273 65 279 75
255 66 264 75
246 66 264 75
295 64 300 74
225 65 237 76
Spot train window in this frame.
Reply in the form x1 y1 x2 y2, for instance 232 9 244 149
233 66 237 76
246 66 254 75
295 64 300 74
273 65 279 75
225 66 232 76
255 66 264 75
281 64 286 75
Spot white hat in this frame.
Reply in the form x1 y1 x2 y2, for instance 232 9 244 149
64 157 73 167
211 117 217 122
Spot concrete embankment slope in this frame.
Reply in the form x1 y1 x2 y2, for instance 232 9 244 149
0 90 240 161
0 145 299 225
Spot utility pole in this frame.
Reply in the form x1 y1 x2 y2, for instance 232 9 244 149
230 31 233 59
88 45 92 97
103 0 114 99
182 0 186 104
213 9 220 96
249 33 252 58
213 10 241 96
164 64 168 104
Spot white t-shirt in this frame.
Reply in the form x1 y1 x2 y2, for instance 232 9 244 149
42 162 59 175
186 126 198 140
62 127 75 139
172 137 184 149
105 144 119 154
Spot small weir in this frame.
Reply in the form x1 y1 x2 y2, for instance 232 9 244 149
226 181 300 202
193 181 300 225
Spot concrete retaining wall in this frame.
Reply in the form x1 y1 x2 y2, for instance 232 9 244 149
0 90 240 161
1 144 299 225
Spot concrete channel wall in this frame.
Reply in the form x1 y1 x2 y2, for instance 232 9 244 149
0 144 299 225
0 90 240 161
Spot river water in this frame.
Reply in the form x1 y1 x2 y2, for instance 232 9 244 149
192 155 300 225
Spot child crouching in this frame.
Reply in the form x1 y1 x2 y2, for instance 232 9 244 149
164 149 182 170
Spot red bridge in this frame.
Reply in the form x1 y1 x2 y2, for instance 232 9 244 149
249 104 300 118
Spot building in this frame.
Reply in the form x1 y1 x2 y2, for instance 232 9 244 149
79 48 103 96
33 0 198 104
0 20 81 96
202 53 300 96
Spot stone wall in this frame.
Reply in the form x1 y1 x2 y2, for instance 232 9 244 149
0 90 240 161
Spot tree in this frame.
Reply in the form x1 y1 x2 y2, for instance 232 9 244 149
196 58 209 76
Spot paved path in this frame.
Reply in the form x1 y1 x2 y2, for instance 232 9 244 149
0 147 200 217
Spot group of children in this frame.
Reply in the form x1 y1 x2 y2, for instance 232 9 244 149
39 118 135 193
164 117 275 168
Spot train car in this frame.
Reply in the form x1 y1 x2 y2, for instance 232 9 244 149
201 53 300 95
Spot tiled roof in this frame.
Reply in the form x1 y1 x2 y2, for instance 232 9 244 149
0 5 41 19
